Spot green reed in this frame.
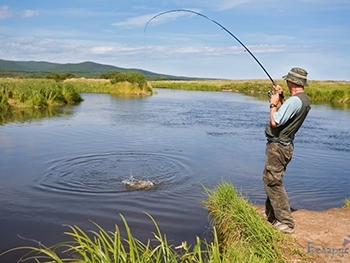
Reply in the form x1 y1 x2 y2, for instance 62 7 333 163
203 181 307 263
0 77 153 111
66 78 153 96
0 213 223 263
344 198 350 208
0 78 83 110
150 79 350 105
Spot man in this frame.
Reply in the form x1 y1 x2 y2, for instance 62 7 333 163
263 67 311 234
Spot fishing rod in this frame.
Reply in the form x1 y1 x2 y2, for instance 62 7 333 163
144 9 276 87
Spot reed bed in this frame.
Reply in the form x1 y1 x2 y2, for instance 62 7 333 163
0 78 83 111
65 78 153 96
203 181 307 263
2 78 348 111
0 213 223 263
150 79 350 105
0 77 153 111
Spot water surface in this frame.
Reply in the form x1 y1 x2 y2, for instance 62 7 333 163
1 89 349 261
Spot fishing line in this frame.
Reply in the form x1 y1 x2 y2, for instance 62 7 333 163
144 9 276 86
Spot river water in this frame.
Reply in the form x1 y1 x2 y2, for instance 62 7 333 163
0 88 349 261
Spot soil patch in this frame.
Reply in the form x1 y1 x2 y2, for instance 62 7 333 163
255 205 350 262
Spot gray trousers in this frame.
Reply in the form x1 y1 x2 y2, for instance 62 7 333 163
263 141 294 228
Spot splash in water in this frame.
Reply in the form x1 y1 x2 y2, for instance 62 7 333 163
122 169 155 190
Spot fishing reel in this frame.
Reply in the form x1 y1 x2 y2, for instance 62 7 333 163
267 90 284 99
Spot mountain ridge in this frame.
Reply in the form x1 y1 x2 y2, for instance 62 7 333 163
0 59 193 80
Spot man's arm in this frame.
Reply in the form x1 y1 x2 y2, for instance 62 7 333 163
273 97 302 126
269 93 281 128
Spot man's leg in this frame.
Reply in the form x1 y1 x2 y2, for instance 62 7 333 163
263 142 294 228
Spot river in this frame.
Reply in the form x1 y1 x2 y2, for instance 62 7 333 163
0 88 349 261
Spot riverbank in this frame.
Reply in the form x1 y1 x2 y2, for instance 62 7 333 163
0 77 152 111
205 182 350 263
1 182 348 262
150 79 350 106
255 205 350 263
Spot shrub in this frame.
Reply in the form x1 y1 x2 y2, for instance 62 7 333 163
111 72 147 87
46 72 76 82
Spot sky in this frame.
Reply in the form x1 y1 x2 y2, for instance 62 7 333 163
1 0 349 81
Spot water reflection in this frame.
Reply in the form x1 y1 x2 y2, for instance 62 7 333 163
0 106 74 125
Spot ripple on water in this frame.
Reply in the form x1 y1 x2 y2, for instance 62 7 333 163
34 151 192 195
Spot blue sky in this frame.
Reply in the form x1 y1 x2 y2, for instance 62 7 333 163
1 0 349 80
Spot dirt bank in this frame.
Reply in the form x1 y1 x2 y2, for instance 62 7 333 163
256 205 350 262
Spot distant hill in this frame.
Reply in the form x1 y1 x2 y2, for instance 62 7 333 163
0 59 193 80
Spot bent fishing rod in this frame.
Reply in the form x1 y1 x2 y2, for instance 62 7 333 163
144 9 276 87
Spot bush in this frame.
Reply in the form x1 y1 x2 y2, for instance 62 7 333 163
100 70 121 80
111 72 147 87
46 72 76 82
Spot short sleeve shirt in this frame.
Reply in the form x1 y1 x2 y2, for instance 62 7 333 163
273 96 302 126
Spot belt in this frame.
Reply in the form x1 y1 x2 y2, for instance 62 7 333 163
267 138 291 146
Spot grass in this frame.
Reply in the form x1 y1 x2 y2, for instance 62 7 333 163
0 78 83 111
203 181 306 263
0 182 309 263
344 198 350 208
0 77 153 111
2 78 349 112
150 79 350 106
0 213 223 263
65 78 153 96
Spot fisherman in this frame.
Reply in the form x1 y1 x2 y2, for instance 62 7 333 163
263 67 311 234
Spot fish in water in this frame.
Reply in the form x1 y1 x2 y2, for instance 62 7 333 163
122 175 155 190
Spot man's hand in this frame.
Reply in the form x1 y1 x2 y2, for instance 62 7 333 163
270 93 280 105
271 85 284 106
274 85 283 95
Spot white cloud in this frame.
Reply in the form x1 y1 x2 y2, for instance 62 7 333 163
0 5 14 19
21 9 39 18
112 13 154 28
0 5 38 19
91 46 114 54
112 9 201 28
155 0 255 11
211 0 255 10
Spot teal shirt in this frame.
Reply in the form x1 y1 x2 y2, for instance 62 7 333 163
274 96 302 126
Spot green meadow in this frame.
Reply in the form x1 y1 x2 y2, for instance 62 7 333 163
150 79 350 106
1 78 349 111
0 74 152 111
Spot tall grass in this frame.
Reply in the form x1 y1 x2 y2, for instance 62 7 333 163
150 79 350 105
0 78 83 111
0 77 153 111
66 78 153 96
0 213 224 263
203 181 306 263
